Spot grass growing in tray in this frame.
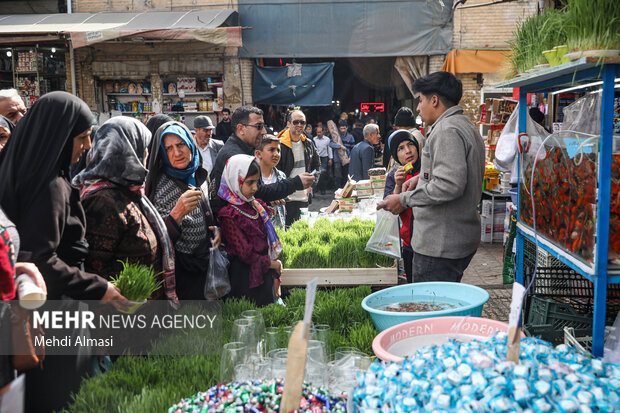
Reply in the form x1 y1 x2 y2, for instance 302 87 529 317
507 9 567 75
65 286 378 412
564 0 620 53
110 261 162 301
277 218 394 268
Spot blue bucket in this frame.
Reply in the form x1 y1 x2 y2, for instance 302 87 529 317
361 282 490 331
508 187 518 206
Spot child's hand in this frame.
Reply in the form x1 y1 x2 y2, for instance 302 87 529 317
394 166 407 186
270 259 283 276
273 277 281 300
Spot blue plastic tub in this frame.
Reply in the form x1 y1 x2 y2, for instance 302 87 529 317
508 187 518 206
361 282 491 331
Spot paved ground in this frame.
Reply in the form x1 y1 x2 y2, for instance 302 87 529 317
308 191 512 322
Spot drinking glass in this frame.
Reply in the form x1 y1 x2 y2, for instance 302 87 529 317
231 318 258 355
220 342 247 383
269 348 288 380
264 327 281 354
253 359 272 381
234 363 253 382
241 310 265 355
314 324 331 355
306 340 327 364
241 310 266 337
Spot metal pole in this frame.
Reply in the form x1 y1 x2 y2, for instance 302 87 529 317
592 63 616 357
69 41 76 96
67 1 77 95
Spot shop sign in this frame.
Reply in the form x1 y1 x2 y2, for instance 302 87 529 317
361 102 384 112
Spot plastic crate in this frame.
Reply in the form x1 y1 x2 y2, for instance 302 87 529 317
564 326 615 355
524 296 593 345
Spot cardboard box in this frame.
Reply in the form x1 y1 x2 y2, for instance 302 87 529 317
357 188 374 197
356 179 373 190
481 215 505 242
341 179 356 198
481 200 507 217
368 167 387 177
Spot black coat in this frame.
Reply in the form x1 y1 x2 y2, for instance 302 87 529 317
209 135 303 211
277 137 321 178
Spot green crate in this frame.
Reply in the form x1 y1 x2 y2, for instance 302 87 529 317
524 296 593 345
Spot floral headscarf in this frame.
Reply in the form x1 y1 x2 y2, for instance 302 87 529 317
218 154 283 260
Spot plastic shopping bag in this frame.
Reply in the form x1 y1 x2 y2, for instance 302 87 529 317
365 209 401 259
204 246 231 300
494 104 549 184
603 310 620 365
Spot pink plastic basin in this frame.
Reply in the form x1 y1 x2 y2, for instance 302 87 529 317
373 316 523 362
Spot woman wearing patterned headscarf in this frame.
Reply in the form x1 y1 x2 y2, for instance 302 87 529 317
218 154 283 306
73 117 178 306
145 121 220 300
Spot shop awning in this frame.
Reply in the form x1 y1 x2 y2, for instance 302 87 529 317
253 63 334 106
238 0 453 58
441 49 510 74
0 10 242 48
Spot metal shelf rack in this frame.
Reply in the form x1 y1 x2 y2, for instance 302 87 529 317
496 56 620 357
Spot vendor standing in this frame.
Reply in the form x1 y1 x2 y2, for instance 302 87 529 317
378 72 485 283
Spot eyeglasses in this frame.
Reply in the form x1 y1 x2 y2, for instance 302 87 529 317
291 120 306 126
242 123 266 130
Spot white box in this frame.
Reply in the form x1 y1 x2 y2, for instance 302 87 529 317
481 199 507 217
481 215 505 243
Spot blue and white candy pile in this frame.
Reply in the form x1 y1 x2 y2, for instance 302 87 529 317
352 333 620 412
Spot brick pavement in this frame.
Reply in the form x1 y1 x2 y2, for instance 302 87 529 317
308 192 512 322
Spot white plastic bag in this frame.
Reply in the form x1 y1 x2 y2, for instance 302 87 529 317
365 209 401 259
494 104 550 184
204 246 231 300
603 310 620 365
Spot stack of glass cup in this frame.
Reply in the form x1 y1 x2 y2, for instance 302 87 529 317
219 315 372 395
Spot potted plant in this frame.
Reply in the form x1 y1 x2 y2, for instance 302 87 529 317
110 261 163 314
563 0 620 60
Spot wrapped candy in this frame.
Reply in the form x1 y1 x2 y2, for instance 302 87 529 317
351 334 620 412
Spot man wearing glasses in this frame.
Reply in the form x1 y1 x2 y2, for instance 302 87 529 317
210 106 315 212
276 110 321 227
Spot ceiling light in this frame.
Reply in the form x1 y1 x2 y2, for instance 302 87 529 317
51 47 56 53
6 51 11 57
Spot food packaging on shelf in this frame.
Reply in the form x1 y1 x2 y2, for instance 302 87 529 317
177 77 196 92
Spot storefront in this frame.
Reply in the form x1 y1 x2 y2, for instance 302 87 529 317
0 36 69 109
238 0 453 131
0 9 246 128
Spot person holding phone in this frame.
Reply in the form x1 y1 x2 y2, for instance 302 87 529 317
145 121 221 300
276 109 320 227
